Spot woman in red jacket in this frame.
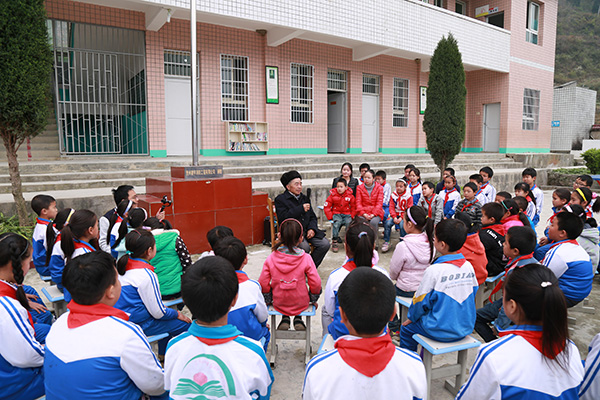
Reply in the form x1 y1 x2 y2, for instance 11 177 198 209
355 169 384 246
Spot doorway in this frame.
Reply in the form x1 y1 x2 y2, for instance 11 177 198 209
362 74 380 153
483 103 501 152
487 12 504 28
165 77 193 156
327 92 347 153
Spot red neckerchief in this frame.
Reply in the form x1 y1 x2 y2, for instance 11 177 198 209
342 259 357 272
36 218 51 226
444 188 457 205
66 301 129 328
489 253 535 300
0 280 34 327
475 188 483 198
498 326 564 359
526 196 533 203
409 182 416 195
125 257 155 272
335 335 396 377
460 198 479 212
480 182 489 190
483 224 505 236
548 239 580 251
196 336 239 345
74 239 95 253
423 194 436 218
116 216 123 224
236 270 249 284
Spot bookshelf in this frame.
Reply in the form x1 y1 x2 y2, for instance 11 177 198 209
226 121 269 152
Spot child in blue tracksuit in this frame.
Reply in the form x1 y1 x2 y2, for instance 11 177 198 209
30 194 58 277
213 236 270 351
375 170 392 221
442 175 461 219
400 219 478 351
114 229 191 357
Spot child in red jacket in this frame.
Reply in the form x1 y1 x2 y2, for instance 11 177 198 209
259 218 322 331
324 179 356 252
455 211 488 285
355 169 384 244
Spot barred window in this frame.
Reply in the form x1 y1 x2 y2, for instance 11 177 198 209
164 50 191 77
363 74 380 94
221 55 249 121
522 88 540 130
328 69 347 92
393 78 409 127
291 63 313 123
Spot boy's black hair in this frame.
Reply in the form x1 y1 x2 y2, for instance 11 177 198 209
496 191 512 200
422 181 435 190
182 256 238 323
206 225 234 249
63 252 117 305
338 267 395 335
469 174 483 184
454 211 478 234
213 236 247 270
435 219 467 252
359 163 370 171
505 226 536 255
514 183 536 205
479 166 494 178
336 178 348 187
404 164 416 171
375 170 387 180
481 202 504 224
444 167 456 176
555 212 584 240
578 174 593 187
112 185 134 207
522 167 537 178
463 182 478 193
31 194 56 216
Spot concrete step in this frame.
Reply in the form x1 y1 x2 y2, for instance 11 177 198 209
0 169 171 184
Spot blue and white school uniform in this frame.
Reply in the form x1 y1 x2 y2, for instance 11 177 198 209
480 181 496 204
531 183 544 222
114 257 189 354
409 182 422 205
581 332 600 400
400 254 478 351
324 260 390 339
475 187 487 205
109 217 123 259
0 280 45 400
32 217 51 276
443 188 461 218
456 325 583 400
44 302 166 400
48 238 95 295
542 239 594 303
228 270 270 351
165 323 273 400
303 334 426 400
525 197 537 225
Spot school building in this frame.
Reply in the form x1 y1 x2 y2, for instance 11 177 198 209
43 0 557 157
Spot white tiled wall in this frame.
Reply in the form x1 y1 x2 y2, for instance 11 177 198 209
551 85 597 151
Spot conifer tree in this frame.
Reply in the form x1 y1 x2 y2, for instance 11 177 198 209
423 34 466 179
0 0 53 225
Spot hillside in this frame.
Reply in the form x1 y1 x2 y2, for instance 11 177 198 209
555 0 600 122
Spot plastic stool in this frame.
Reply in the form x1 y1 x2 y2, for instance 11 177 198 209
268 305 316 367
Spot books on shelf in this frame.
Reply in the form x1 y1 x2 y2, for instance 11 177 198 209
230 123 254 132
229 141 262 151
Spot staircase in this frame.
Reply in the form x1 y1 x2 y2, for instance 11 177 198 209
0 108 61 162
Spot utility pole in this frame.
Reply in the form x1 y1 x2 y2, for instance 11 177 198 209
190 0 199 165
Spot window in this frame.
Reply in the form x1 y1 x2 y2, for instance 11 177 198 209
522 88 540 130
455 1 466 15
487 12 504 28
526 1 540 44
393 78 409 127
363 74 380 94
220 55 249 121
327 69 347 92
434 0 443 7
164 50 191 77
291 63 313 123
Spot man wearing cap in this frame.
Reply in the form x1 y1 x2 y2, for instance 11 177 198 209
275 171 330 267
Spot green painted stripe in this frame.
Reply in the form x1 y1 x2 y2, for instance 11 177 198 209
379 147 428 154
150 150 167 158
499 148 550 153
462 147 483 153
346 148 362 154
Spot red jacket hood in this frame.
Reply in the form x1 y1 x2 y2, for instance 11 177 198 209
459 233 488 284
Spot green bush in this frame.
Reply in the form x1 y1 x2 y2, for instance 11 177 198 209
0 213 35 238
581 149 600 174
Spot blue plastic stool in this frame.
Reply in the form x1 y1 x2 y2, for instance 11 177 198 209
476 271 505 308
317 333 335 354
268 304 316 367
163 297 183 310
41 286 66 317
396 295 412 323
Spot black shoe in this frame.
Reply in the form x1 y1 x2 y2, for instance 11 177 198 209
277 316 290 330
294 316 306 331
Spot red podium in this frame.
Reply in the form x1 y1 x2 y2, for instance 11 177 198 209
138 167 269 254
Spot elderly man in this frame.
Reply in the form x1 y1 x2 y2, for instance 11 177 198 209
275 171 330 268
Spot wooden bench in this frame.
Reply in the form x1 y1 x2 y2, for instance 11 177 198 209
475 271 505 308
396 295 413 323
317 333 335 354
41 285 67 317
414 334 481 399
268 305 316 367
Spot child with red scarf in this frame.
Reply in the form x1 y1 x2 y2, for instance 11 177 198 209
458 263 583 399
417 181 444 225
456 182 483 229
479 203 507 277
442 175 461 218
304 268 426 400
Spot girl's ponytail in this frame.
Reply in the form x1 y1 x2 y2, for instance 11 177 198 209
0 233 32 310
117 229 155 275
518 211 531 228
60 210 98 262
274 218 303 254
503 198 531 228
346 219 375 267
108 200 133 248
407 206 435 262
116 254 129 275
128 208 148 230
45 208 73 267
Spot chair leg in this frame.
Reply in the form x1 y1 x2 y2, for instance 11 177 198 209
269 314 277 367
305 316 312 364
445 349 468 395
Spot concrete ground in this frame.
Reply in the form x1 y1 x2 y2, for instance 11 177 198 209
24 189 600 399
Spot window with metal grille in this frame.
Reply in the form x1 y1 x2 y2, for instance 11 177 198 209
328 69 347 92
221 55 249 121
393 78 409 127
164 50 191 77
526 1 539 44
363 74 380 94
291 63 313 123
522 88 540 130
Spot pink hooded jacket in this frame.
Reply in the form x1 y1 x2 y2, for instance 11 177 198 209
259 247 322 316
389 232 433 292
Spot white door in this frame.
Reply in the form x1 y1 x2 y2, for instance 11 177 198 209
483 103 501 152
327 92 346 153
362 94 379 152
165 77 198 156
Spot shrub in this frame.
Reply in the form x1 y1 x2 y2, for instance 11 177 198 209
581 149 600 174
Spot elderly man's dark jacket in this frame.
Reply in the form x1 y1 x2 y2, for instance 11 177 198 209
274 191 325 239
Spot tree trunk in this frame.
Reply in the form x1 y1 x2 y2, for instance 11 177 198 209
3 136 29 226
